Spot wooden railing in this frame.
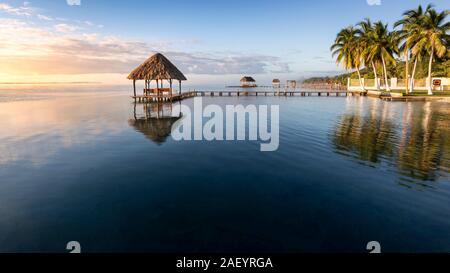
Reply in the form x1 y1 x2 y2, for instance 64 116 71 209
143 88 172 95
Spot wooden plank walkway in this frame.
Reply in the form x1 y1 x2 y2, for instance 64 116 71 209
132 91 196 103
132 90 366 103
193 90 365 97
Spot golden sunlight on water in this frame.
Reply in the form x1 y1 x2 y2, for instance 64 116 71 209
0 87 448 185
0 89 129 166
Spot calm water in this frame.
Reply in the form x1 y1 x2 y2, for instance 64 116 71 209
0 85 449 253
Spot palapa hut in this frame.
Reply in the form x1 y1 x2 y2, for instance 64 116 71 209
240 76 257 88
272 79 281 88
286 80 297 89
128 53 187 98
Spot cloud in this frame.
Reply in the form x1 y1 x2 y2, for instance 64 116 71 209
366 0 381 6
67 0 81 6
0 2 56 21
0 2 33 16
0 17 291 76
169 52 291 75
54 23 79 33
0 2 291 77
37 14 53 21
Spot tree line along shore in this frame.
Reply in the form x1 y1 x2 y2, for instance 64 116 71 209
305 4 449 95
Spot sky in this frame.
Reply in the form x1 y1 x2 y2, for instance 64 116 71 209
0 0 449 86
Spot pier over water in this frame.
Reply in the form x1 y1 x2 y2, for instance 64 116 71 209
131 90 366 103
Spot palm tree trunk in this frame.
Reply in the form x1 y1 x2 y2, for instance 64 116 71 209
410 57 418 94
381 55 390 92
356 67 364 91
405 47 409 94
372 62 379 90
427 48 434 95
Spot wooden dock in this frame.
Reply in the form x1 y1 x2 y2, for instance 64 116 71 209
132 90 366 103
193 90 364 97
132 91 197 103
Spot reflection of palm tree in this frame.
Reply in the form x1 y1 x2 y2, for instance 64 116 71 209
129 102 182 145
396 102 449 181
399 102 413 151
332 100 395 163
332 99 450 182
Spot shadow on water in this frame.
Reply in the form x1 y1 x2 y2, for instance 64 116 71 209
128 102 181 145
331 98 450 183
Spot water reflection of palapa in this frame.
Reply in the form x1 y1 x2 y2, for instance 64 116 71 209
129 102 181 145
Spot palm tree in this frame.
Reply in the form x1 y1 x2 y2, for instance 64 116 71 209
366 22 399 92
410 48 427 92
358 19 380 90
395 5 433 94
412 8 449 95
331 26 365 91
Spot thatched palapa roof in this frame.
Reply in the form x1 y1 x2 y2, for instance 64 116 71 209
240 76 256 82
272 79 280 83
128 53 187 81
